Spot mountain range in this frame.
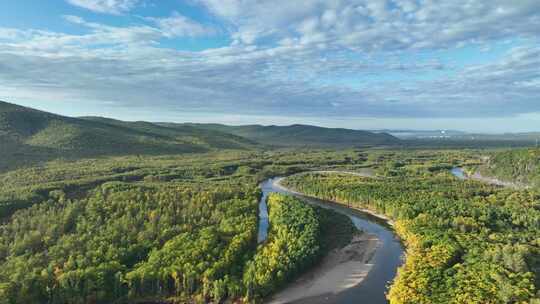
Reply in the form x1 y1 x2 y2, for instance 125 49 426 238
0 101 399 171
167 123 399 148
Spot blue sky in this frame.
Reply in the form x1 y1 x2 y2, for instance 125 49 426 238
0 0 539 132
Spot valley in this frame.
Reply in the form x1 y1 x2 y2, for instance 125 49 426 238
3 2 539 303
0 103 539 304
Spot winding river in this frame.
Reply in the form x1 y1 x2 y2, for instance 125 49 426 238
255 167 500 303
258 176 404 304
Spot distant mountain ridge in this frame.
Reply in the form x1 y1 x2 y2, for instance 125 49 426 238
0 101 256 171
0 100 400 171
166 123 400 148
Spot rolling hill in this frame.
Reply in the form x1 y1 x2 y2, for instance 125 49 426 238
0 101 256 171
168 123 400 148
0 100 400 172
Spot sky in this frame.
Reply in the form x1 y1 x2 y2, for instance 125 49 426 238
0 0 539 133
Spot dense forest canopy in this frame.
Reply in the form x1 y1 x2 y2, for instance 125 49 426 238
2 0 540 303
481 148 540 187
282 166 540 303
0 149 358 303
1 147 539 303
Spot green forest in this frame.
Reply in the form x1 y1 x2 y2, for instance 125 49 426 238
481 148 540 187
1 146 539 303
0 150 357 304
282 165 540 303
2 2 540 303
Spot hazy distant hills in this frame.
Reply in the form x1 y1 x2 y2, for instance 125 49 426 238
170 123 400 148
375 129 540 148
2 100 538 173
372 129 468 139
376 129 540 142
0 101 256 171
0 101 402 172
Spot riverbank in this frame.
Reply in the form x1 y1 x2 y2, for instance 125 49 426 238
451 167 529 189
470 171 529 189
268 233 379 304
262 174 402 304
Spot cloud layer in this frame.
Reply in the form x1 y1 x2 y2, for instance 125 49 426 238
67 0 140 14
0 0 539 129
197 0 540 50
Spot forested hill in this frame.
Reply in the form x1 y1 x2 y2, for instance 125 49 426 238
0 101 256 172
0 100 399 172
481 148 540 187
165 123 400 148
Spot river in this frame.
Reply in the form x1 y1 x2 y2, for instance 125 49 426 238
450 167 467 179
258 177 404 304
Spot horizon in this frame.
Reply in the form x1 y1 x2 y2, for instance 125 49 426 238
1 1 539 132
3 99 538 135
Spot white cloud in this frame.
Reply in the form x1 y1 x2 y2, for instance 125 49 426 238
1 19 539 121
0 1 539 131
196 0 540 52
66 0 140 14
63 15 85 24
147 12 216 37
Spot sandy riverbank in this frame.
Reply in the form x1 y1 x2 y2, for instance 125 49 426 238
470 172 529 189
264 173 397 303
453 167 529 189
267 233 379 304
